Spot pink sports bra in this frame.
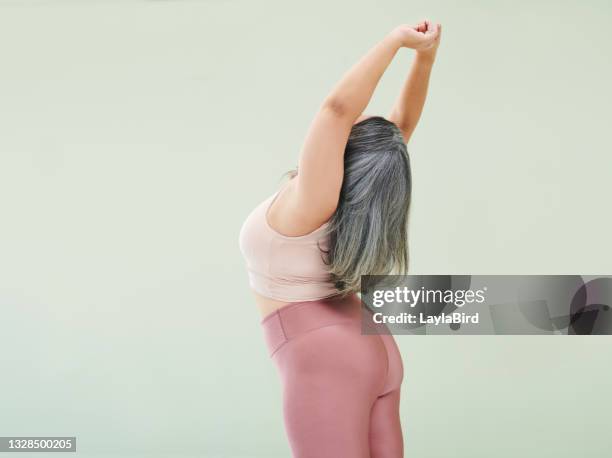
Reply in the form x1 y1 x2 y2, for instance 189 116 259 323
239 190 339 302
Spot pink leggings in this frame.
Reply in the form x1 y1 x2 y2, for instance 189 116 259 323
261 293 404 458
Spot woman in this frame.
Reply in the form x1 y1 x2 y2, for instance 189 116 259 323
239 20 441 458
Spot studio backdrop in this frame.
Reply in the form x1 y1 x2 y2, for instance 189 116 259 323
0 1 611 457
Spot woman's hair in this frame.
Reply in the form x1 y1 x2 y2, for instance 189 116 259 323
326 116 412 295
286 116 412 295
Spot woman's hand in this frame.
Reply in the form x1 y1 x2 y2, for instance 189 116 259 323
392 21 441 52
415 20 441 61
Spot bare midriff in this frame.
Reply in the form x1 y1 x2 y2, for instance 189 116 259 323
252 290 292 320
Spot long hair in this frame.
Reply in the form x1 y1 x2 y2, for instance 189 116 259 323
326 116 412 295
285 116 412 295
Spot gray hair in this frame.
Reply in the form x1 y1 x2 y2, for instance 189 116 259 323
326 116 412 295
285 117 412 295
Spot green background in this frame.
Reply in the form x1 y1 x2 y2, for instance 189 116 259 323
0 0 611 457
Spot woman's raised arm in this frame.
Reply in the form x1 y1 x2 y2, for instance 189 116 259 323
389 21 441 143
271 25 439 237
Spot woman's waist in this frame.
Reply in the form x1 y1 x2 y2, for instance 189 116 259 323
253 291 292 319
258 293 365 357
250 283 340 319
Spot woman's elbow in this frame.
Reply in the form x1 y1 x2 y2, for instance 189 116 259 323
321 97 351 119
